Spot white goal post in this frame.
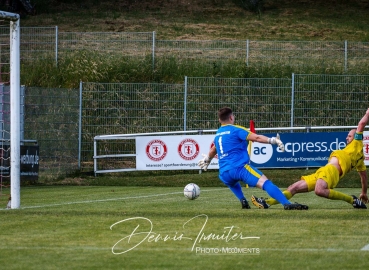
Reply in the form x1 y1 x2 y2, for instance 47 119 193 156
0 10 20 209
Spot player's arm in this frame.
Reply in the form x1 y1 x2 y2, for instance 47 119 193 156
198 145 216 171
356 108 369 133
208 145 217 159
247 133 285 152
358 170 368 203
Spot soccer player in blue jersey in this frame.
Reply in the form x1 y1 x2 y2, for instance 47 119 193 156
252 108 369 209
198 107 308 210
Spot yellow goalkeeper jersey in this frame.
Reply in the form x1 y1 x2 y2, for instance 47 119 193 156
329 133 366 178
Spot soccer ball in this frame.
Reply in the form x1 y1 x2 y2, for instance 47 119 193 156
184 183 200 200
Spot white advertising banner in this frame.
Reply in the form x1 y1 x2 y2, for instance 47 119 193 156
135 131 369 170
136 135 218 170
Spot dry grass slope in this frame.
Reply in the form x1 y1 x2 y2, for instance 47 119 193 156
16 0 369 41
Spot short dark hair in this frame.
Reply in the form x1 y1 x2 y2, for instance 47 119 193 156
218 107 233 121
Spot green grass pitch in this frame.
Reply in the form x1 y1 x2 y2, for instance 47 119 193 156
1 185 369 269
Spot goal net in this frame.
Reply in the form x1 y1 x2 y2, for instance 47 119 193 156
0 10 20 209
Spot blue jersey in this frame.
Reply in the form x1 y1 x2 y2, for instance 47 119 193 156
214 124 252 174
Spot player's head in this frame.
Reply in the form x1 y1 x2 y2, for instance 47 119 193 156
218 107 234 124
346 129 356 144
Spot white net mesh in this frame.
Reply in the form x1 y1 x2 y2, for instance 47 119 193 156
0 11 20 208
0 18 10 196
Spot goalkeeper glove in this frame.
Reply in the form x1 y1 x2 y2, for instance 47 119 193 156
268 133 285 152
198 154 212 171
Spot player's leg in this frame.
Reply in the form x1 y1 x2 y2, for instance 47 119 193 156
315 164 366 208
315 178 353 204
314 179 330 198
260 168 320 207
253 175 312 207
219 171 250 209
263 179 309 206
228 182 251 209
241 164 295 207
314 164 353 204
255 175 290 206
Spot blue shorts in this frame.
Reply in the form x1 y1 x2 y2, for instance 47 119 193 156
219 164 263 187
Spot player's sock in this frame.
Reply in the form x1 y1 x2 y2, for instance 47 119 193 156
328 189 353 204
228 182 246 200
262 180 290 205
266 190 293 205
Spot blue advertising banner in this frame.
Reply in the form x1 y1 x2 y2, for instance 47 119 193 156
134 131 369 171
250 132 347 168
0 145 39 180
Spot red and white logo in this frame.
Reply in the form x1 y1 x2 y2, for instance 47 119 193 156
146 139 168 161
363 135 369 161
178 138 200 160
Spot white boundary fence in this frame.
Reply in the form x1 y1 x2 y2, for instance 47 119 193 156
1 27 369 71
82 74 369 172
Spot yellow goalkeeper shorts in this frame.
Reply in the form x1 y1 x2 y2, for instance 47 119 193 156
301 164 340 192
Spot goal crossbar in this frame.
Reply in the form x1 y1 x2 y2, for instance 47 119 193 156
0 11 20 21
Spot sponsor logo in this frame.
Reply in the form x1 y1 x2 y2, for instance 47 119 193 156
20 150 39 168
146 139 168 161
284 139 346 156
364 135 369 161
178 138 200 160
250 143 273 164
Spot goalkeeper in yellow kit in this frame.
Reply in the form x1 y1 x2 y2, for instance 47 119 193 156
252 108 369 209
